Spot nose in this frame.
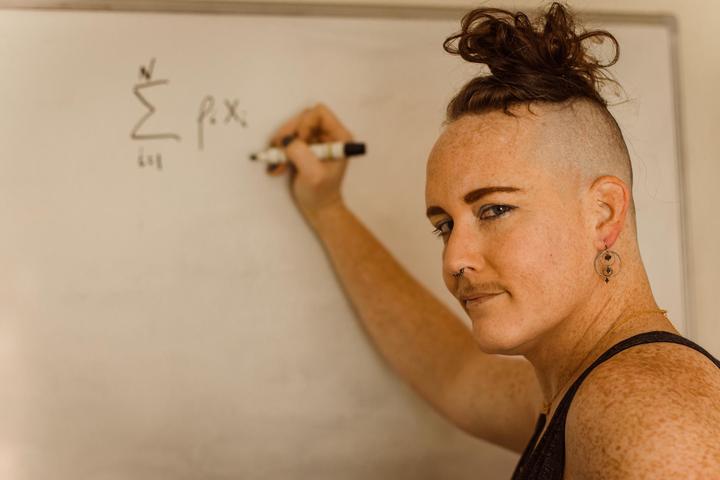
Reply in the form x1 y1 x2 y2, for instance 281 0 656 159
442 219 485 280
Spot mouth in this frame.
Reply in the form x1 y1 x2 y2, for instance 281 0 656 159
464 292 504 308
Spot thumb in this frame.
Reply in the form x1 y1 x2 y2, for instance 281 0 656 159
283 138 325 181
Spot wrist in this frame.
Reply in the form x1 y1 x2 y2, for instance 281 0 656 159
304 200 349 232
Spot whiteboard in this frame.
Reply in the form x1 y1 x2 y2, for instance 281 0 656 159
0 5 685 479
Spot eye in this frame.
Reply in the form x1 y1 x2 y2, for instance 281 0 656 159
431 220 453 238
478 205 515 220
431 204 515 239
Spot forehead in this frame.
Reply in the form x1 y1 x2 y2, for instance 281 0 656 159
425 112 544 203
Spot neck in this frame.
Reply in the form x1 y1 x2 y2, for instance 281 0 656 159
522 267 678 416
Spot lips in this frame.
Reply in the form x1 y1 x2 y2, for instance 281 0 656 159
464 292 503 307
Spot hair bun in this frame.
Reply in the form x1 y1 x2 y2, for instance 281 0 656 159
443 2 621 119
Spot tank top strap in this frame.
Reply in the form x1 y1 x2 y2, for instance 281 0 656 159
553 330 720 421
512 331 720 479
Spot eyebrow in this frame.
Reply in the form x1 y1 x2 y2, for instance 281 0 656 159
426 186 523 218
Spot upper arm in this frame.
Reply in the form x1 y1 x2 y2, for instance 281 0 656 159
566 346 720 479
439 350 543 454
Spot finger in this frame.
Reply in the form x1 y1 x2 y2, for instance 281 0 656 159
317 131 333 143
269 108 309 146
314 103 354 141
266 162 288 176
270 120 299 147
283 138 324 180
296 103 353 142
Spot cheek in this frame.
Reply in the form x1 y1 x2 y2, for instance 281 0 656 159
494 216 583 305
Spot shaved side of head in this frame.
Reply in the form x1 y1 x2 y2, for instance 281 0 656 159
532 99 633 188
505 98 636 231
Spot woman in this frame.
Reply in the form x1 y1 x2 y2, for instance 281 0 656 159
264 3 720 478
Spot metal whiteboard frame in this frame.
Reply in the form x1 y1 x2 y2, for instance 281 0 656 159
0 0 691 339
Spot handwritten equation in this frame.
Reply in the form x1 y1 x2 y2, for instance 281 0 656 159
131 58 248 170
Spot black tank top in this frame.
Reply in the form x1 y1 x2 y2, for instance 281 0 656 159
511 330 720 480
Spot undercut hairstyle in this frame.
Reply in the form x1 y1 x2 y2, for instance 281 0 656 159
442 1 633 189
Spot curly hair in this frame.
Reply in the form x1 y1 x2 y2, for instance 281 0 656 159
442 1 622 120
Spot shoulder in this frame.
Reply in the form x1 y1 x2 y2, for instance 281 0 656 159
565 340 720 479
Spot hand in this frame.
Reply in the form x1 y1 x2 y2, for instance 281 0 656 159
267 103 354 222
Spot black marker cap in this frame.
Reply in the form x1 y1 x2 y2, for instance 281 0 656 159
343 142 366 156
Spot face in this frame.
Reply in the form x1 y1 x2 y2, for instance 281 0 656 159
425 110 597 354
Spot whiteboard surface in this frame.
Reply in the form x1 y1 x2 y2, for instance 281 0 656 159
0 8 684 479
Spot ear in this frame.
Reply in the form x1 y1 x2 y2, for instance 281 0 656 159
588 175 631 250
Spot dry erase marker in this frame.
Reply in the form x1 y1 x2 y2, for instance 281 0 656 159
249 141 366 166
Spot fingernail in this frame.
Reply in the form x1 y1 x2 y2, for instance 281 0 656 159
281 133 297 147
267 163 287 176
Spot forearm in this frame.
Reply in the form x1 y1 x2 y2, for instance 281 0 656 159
306 203 479 408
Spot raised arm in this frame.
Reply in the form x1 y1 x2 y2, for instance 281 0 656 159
266 103 543 453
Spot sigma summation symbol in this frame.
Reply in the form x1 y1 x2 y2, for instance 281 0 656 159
130 58 249 170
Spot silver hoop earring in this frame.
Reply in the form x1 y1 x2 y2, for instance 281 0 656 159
594 243 621 283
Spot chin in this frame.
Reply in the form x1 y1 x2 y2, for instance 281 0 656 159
468 315 529 356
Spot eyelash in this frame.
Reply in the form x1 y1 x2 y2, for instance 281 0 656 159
431 205 515 239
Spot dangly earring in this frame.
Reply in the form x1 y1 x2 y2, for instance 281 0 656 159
594 242 621 283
